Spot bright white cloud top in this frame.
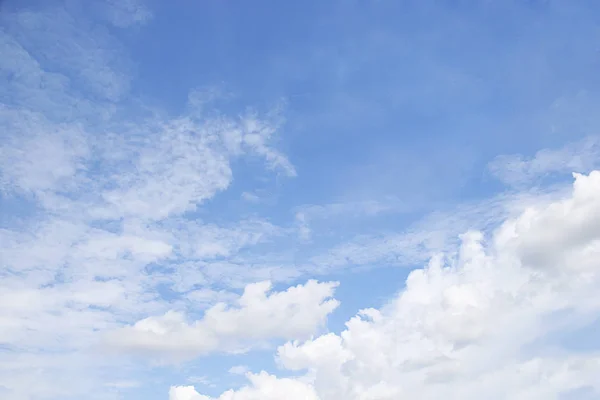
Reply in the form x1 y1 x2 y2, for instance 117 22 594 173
170 172 600 399
1 1 600 399
107 280 339 361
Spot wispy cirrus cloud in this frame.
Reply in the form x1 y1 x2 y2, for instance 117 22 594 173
3 1 600 399
0 1 299 398
488 136 600 188
97 0 153 28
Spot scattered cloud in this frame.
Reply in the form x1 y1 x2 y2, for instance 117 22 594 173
488 136 600 188
240 112 297 177
241 192 261 203
0 105 296 397
170 372 318 400
169 385 211 400
1 6 133 102
0 1 298 397
228 365 249 375
105 380 141 389
168 219 283 260
300 176 576 275
106 280 339 362
3 1 600 399
187 376 215 388
295 212 311 241
188 171 600 399
0 107 89 196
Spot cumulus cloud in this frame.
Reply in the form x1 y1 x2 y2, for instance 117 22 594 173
169 372 318 400
186 171 600 399
170 385 211 400
107 280 339 361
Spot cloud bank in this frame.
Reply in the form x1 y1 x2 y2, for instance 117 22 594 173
107 280 339 361
176 171 600 399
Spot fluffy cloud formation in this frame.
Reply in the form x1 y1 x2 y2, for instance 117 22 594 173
108 280 339 361
4 1 600 399
169 373 318 400
183 171 600 399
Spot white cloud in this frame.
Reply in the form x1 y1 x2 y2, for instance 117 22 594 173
87 109 294 222
193 260 305 290
0 220 174 351
0 2 298 397
170 372 319 400
0 108 296 394
107 280 339 361
241 191 261 203
105 380 141 389
96 117 235 221
0 19 115 121
170 385 211 400
170 219 282 260
305 180 571 274
228 365 249 375
188 171 600 399
187 376 215 387
295 212 312 241
240 112 297 177
5 2 600 399
290 198 407 243
488 135 600 187
2 6 132 102
0 107 89 196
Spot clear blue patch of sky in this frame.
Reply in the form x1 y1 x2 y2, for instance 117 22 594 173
119 0 600 224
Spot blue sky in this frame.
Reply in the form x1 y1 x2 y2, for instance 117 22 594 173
2 1 600 399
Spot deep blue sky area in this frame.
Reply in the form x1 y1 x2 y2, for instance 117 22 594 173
124 0 600 212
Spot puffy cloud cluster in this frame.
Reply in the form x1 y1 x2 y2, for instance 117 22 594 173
170 373 318 400
177 171 600 399
108 280 339 361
